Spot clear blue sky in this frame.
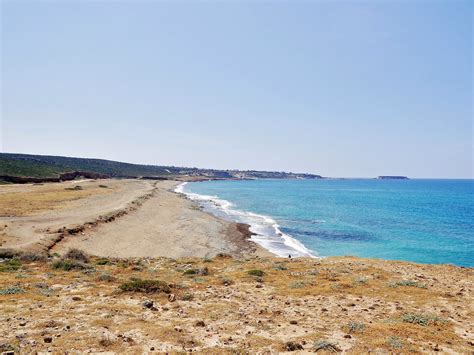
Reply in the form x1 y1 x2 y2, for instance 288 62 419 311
1 1 472 178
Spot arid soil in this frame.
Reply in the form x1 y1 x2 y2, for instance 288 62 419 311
0 179 267 258
0 254 472 353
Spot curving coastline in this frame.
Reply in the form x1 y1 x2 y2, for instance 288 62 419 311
175 181 315 258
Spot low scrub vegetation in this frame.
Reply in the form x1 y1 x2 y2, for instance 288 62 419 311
401 313 446 326
0 258 21 272
247 269 265 277
51 259 91 271
386 336 404 349
119 279 171 294
388 280 427 289
347 321 366 333
0 285 25 295
183 267 209 276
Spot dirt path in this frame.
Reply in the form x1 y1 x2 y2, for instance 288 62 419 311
53 180 267 258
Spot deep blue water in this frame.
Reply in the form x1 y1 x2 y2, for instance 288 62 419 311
180 179 474 266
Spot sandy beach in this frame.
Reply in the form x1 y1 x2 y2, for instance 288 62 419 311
0 179 270 258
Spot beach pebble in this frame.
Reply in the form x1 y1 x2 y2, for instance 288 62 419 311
43 336 53 343
168 294 176 302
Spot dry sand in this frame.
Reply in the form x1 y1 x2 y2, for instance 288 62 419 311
0 179 269 258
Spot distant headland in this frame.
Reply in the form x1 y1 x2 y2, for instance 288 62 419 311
0 152 323 184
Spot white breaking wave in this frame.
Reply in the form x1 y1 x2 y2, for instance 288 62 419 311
174 182 316 258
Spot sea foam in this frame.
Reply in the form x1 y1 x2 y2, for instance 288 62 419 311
175 182 315 258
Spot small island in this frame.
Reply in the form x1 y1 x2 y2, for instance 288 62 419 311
378 176 409 180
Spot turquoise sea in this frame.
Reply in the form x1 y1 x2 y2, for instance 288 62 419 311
178 179 474 267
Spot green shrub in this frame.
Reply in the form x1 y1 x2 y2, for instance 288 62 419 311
388 280 427 289
401 313 445 326
183 267 209 276
0 286 25 295
0 258 21 272
119 279 171 294
247 269 265 277
386 336 404 349
347 321 366 333
51 259 90 271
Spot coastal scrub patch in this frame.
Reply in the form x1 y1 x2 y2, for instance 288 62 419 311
0 258 21 272
401 313 446 326
51 259 91 271
386 336 404 349
119 279 171 294
247 269 265 277
183 267 209 276
347 321 366 333
388 280 427 289
0 285 25 295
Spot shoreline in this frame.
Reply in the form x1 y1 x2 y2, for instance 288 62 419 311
0 178 472 267
175 181 315 259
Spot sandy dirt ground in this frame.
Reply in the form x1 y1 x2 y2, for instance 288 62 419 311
53 180 268 258
0 255 472 353
0 179 268 258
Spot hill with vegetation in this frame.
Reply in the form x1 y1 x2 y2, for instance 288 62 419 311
0 153 322 182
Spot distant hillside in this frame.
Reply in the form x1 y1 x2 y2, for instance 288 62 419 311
0 153 174 179
0 153 322 182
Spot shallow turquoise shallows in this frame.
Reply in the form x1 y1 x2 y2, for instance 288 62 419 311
180 179 474 266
